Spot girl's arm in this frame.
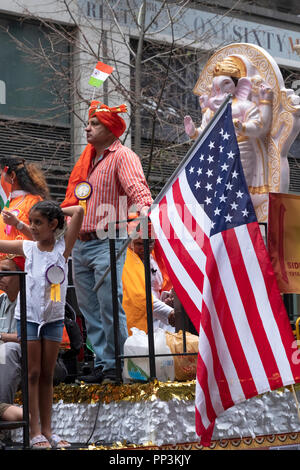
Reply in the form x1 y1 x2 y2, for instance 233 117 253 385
0 239 24 256
62 205 84 259
1 210 33 240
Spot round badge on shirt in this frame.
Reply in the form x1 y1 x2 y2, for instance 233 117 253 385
46 265 65 285
74 181 92 201
74 181 92 215
46 265 65 303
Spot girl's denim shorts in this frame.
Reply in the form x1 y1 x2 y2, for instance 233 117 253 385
17 319 64 342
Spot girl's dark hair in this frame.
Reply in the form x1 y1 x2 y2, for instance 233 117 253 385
30 200 65 230
0 156 50 199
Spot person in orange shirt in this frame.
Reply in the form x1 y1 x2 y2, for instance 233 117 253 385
122 236 175 335
0 156 50 242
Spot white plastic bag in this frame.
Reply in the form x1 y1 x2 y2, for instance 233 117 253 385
123 327 175 383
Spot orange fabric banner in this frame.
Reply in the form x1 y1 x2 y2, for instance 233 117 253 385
268 192 300 293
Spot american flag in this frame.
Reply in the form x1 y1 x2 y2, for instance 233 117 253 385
149 101 300 445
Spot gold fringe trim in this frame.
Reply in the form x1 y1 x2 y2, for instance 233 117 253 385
79 432 300 451
14 379 196 405
13 381 300 451
14 381 300 406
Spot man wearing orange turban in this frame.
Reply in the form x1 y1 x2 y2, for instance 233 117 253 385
62 101 153 385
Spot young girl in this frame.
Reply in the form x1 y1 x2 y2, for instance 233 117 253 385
0 200 84 449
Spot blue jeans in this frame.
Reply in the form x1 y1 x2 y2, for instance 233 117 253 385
16 319 64 342
72 238 128 372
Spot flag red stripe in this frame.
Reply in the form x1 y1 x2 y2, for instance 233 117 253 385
195 407 214 447
199 300 235 410
221 227 284 390
196 351 218 424
195 405 208 439
247 223 300 383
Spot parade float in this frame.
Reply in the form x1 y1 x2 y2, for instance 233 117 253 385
11 43 300 451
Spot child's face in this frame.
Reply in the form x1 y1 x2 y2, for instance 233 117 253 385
29 210 57 241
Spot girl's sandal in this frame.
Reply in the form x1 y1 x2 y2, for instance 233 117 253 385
49 433 71 449
30 434 51 449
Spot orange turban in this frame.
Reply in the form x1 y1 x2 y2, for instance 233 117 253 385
89 101 127 138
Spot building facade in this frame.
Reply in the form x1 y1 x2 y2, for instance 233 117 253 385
0 0 299 198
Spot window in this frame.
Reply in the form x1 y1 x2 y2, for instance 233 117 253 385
0 15 73 200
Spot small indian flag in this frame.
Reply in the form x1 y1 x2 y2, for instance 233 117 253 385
88 61 114 88
0 167 11 210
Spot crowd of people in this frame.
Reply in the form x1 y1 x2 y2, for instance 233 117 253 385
0 100 178 448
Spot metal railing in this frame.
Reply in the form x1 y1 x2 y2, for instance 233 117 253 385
101 220 273 384
107 234 198 384
0 271 29 449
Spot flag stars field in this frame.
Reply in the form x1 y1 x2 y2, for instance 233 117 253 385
182 117 255 234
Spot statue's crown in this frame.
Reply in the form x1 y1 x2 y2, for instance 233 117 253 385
213 56 246 79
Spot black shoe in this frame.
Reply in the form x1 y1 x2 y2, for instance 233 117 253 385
101 369 121 385
77 366 103 384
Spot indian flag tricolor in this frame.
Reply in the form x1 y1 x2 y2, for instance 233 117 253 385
88 61 114 88
0 167 11 210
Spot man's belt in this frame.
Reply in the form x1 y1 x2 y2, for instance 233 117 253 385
78 231 98 242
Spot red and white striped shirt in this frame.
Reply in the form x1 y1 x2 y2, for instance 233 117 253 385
81 140 153 233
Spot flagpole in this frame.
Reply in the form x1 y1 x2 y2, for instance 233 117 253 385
93 94 232 292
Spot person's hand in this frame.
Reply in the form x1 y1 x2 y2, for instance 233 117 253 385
168 310 176 327
184 115 198 138
162 290 174 307
2 210 19 227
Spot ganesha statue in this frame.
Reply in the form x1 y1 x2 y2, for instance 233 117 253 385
184 43 300 222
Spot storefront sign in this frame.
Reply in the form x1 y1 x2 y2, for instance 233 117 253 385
78 0 300 67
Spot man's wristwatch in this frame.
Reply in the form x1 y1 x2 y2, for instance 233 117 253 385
0 333 2 341
16 221 24 230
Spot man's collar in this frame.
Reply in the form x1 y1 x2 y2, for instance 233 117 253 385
106 139 122 152
92 139 121 159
